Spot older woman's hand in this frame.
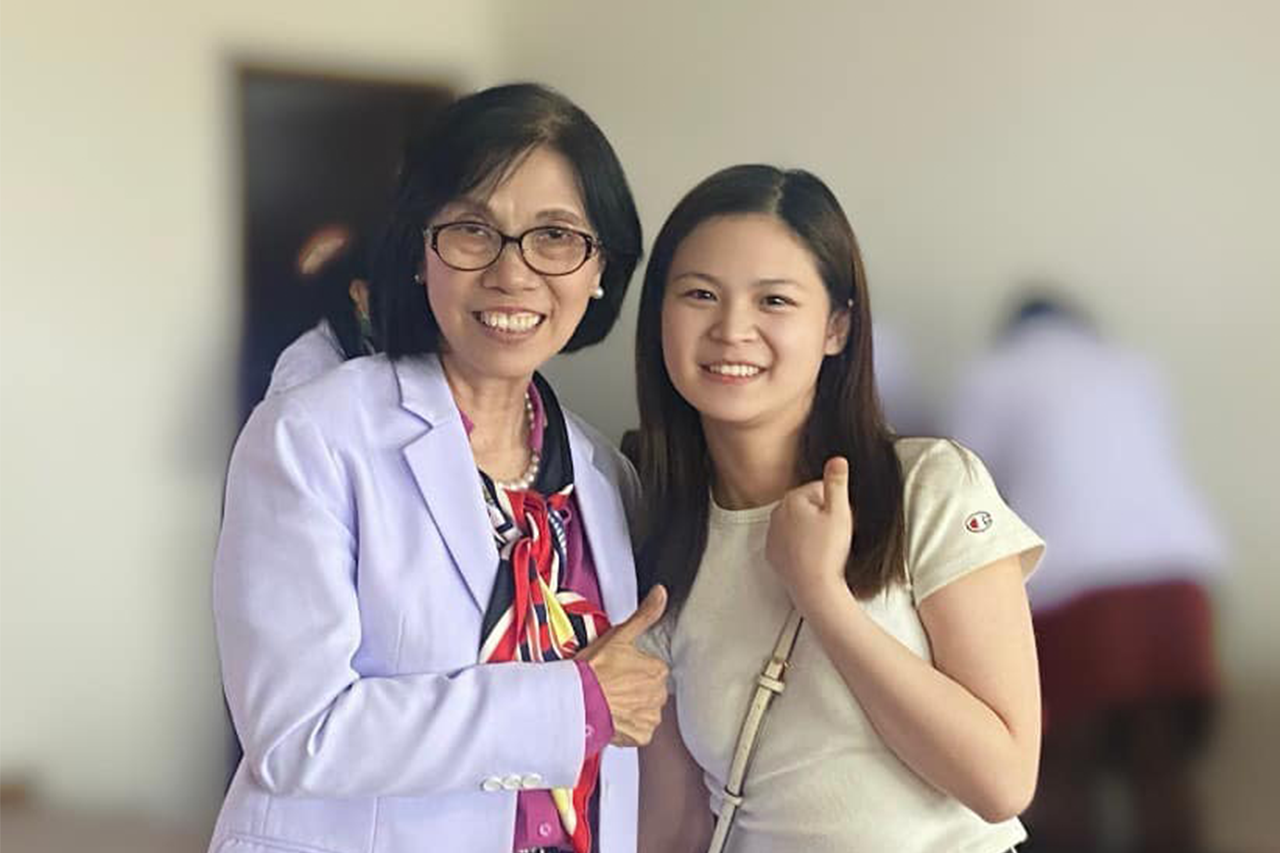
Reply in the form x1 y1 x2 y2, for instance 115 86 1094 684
579 586 670 747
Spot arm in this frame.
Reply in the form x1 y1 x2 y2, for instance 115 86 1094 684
215 396 588 799
639 696 713 853
797 555 1041 822
768 457 1041 822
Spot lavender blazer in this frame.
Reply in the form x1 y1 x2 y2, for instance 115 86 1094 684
210 353 641 853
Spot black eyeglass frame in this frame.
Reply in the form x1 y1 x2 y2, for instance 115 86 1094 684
423 221 604 276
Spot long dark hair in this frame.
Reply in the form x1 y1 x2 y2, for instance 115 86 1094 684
375 83 642 358
635 165 906 606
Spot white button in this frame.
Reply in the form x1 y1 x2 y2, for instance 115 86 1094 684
521 773 544 789
480 776 503 792
502 773 523 791
585 723 596 740
537 821 554 838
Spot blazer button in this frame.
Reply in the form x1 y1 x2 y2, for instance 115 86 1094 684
521 773 544 789
481 776 503 792
502 774 523 791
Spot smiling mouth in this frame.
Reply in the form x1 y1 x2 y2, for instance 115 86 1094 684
474 310 545 334
702 362 765 378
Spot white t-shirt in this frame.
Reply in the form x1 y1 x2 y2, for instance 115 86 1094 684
640 438 1045 853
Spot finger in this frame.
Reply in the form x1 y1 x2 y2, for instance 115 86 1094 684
823 456 850 512
611 585 669 643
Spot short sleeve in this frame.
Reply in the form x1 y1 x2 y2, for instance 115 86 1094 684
901 439 1045 606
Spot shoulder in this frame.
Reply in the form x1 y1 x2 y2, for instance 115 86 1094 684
895 437 1006 537
564 409 634 483
895 437 990 490
265 321 346 398
287 352 395 409
894 437 1044 601
250 354 403 448
563 408 642 529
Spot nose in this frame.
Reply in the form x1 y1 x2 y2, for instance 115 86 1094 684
709 298 758 343
483 240 540 292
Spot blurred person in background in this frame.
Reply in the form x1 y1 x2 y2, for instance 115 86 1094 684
265 223 378 397
210 83 667 853
945 293 1227 853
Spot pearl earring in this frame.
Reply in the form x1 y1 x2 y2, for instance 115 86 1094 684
591 285 605 300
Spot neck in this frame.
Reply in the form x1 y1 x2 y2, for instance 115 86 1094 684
702 415 806 510
439 354 531 455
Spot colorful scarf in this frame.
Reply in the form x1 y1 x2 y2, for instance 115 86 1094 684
477 375 610 853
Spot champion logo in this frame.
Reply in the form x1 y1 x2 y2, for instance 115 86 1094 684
965 512 993 533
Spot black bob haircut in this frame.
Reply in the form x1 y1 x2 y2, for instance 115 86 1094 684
375 83 643 357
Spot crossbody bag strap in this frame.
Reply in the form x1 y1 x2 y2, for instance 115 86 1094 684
705 607 803 853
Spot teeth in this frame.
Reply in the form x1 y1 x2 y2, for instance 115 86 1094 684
479 311 542 332
707 363 762 377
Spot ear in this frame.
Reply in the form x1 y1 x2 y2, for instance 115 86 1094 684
349 279 371 315
824 304 852 356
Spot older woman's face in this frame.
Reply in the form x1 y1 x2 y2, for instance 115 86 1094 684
422 146 603 383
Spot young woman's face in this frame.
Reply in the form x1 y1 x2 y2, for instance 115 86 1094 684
661 213 849 433
422 145 603 383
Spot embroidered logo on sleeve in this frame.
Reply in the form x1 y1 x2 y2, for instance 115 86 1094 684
965 512 993 533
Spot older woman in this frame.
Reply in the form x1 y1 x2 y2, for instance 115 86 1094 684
210 84 668 853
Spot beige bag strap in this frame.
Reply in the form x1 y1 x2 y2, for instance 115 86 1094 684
706 607 803 853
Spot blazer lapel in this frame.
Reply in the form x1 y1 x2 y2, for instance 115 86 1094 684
567 417 638 624
395 355 498 613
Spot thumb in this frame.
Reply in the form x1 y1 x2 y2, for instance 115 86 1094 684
612 584 668 643
823 456 851 514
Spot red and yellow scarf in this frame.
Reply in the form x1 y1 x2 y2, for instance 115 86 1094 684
476 378 610 853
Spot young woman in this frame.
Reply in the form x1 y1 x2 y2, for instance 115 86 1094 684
211 84 668 853
634 165 1045 853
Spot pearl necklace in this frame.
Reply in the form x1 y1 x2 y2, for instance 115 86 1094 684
490 392 541 493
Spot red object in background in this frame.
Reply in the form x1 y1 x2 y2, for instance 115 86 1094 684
1034 578 1219 730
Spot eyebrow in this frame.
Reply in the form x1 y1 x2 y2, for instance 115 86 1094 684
670 271 804 288
439 199 490 219
440 200 589 229
534 208 589 228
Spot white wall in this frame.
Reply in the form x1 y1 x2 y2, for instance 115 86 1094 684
497 2 1280 848
0 0 501 830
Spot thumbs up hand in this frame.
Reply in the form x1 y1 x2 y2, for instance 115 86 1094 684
766 457 856 610
579 585 670 747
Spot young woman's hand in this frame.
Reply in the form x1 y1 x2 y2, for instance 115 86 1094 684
766 457 855 610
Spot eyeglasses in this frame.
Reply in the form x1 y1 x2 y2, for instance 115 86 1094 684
424 221 602 276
